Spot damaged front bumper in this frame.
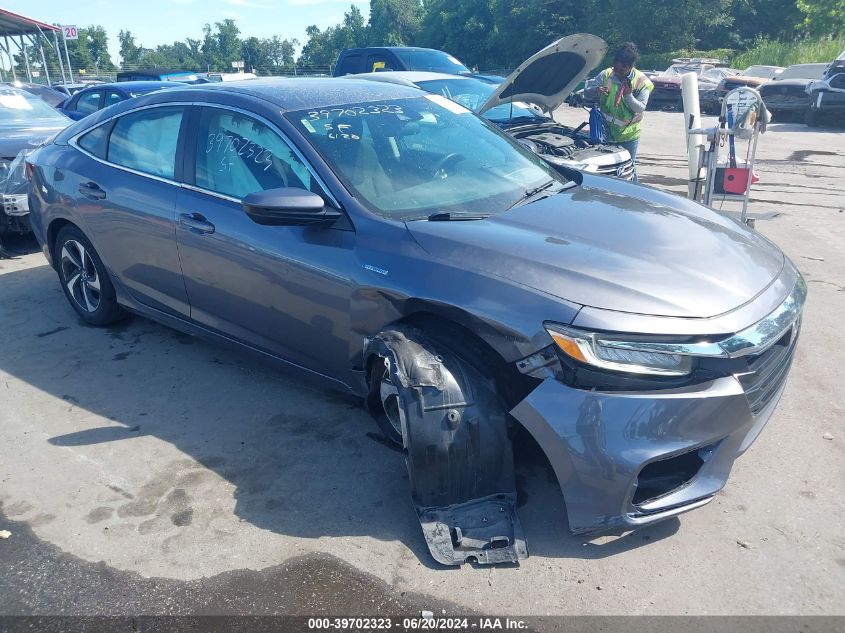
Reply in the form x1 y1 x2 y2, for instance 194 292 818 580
510 368 789 533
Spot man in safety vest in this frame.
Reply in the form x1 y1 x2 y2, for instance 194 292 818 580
585 42 653 182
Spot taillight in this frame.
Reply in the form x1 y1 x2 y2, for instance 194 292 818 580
25 161 34 182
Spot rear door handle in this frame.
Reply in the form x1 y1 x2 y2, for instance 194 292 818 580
78 182 106 200
178 212 215 235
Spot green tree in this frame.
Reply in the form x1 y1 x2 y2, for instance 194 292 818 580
83 25 115 71
797 0 845 36
417 0 497 68
58 25 116 73
369 0 424 46
118 30 143 68
215 18 243 67
582 0 734 52
298 5 369 70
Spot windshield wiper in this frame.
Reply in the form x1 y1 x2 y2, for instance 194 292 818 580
506 179 561 211
426 212 489 221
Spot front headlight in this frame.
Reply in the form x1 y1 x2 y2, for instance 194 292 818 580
544 323 693 376
546 156 591 170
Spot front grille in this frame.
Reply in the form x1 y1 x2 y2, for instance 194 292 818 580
595 159 635 180
736 322 799 415
761 85 805 97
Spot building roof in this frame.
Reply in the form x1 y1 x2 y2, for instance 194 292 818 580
0 9 59 36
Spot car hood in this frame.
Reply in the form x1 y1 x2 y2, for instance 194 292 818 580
478 34 607 116
761 78 813 89
0 122 68 158
406 177 785 319
652 75 683 85
726 76 768 87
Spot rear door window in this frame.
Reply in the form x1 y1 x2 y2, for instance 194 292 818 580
75 90 103 114
104 90 124 107
107 106 185 179
77 122 111 159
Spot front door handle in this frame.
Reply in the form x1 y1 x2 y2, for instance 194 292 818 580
178 212 215 235
78 182 106 200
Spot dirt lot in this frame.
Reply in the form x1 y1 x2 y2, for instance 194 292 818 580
1 110 843 617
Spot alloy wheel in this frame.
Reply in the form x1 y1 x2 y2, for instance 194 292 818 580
60 239 101 313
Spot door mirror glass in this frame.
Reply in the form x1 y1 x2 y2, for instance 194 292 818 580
242 187 341 226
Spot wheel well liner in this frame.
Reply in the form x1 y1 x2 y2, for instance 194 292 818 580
365 310 539 411
364 324 528 565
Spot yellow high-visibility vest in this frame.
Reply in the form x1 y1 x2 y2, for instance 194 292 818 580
598 68 653 143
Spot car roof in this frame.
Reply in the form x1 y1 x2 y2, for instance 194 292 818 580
343 46 449 54
785 63 828 69
354 71 460 85
76 81 180 92
53 78 428 144
117 68 195 76
161 77 424 111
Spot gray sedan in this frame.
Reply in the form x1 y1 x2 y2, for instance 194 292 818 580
26 78 805 566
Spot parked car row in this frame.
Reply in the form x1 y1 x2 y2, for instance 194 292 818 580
565 50 845 129
758 63 829 121
803 51 845 126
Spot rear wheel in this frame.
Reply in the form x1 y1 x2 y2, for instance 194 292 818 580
805 107 820 127
55 226 124 325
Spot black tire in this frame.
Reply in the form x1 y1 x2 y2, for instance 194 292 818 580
805 108 820 127
54 225 124 326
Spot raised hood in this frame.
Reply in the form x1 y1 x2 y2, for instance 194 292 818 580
479 34 607 116
406 178 785 319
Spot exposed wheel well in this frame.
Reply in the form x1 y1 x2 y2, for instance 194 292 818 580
366 311 538 411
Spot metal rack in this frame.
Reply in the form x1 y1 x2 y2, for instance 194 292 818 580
687 87 766 225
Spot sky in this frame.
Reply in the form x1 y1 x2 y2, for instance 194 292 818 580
4 0 370 64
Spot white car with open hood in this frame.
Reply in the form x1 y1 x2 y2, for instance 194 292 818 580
354 34 635 180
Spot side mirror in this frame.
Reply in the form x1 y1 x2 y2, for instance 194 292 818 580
242 187 342 227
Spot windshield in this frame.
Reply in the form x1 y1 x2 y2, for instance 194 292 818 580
0 88 67 127
415 77 544 122
664 64 711 76
777 64 827 80
701 68 736 82
287 95 566 220
394 50 471 74
743 66 781 79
